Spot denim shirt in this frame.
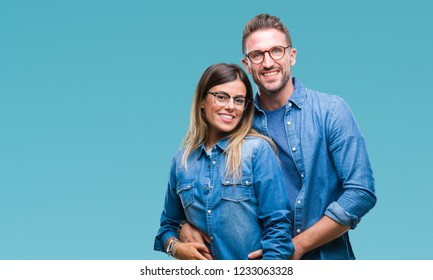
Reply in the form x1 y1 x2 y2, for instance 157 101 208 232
253 78 377 259
154 136 294 260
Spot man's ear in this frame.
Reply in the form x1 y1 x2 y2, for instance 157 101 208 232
241 57 251 73
290 48 297 66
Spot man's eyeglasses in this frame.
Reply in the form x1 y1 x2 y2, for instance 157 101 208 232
245 45 291 64
208 91 249 110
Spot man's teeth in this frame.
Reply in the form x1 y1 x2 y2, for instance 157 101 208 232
220 114 234 120
264 71 278 77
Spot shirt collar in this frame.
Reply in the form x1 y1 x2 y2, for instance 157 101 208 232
196 137 230 159
290 77 306 109
253 77 306 110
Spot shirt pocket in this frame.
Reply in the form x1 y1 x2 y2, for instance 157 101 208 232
221 176 253 202
176 181 195 209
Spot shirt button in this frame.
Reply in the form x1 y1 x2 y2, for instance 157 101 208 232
245 180 249 184
300 173 304 178
297 200 302 205
287 121 292 126
288 103 292 107
207 210 212 214
212 161 216 165
296 229 301 233
225 180 230 184
292 147 297 152
209 185 213 189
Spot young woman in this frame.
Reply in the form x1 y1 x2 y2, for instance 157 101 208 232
154 63 293 260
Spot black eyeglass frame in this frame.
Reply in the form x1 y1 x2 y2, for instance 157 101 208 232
207 91 250 111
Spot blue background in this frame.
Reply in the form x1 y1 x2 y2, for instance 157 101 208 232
1 0 432 259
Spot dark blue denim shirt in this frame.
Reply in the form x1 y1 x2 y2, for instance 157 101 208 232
253 78 377 259
154 136 294 260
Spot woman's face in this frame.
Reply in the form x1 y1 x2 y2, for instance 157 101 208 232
202 79 247 147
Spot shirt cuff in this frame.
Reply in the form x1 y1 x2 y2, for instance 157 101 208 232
154 231 178 253
324 201 359 229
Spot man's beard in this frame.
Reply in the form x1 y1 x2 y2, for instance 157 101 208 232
256 71 291 95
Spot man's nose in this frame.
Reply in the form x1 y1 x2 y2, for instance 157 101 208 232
262 51 275 68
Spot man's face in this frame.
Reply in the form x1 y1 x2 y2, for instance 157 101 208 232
242 29 296 95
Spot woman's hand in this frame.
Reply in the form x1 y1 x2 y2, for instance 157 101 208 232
179 222 213 260
174 242 211 260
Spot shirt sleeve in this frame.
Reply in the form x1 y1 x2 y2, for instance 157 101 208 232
324 97 377 229
252 139 294 259
153 157 185 252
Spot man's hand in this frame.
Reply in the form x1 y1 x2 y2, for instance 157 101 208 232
247 246 302 260
247 243 303 260
247 249 263 260
248 216 349 260
179 222 213 260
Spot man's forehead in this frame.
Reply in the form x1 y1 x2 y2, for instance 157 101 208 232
245 29 287 51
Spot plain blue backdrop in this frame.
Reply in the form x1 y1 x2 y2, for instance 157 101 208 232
1 0 432 259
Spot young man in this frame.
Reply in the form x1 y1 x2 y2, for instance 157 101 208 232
180 14 376 259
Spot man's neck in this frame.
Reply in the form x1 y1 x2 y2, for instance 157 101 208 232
257 79 295 111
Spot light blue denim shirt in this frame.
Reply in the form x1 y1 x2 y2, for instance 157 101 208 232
253 78 377 259
154 136 294 260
